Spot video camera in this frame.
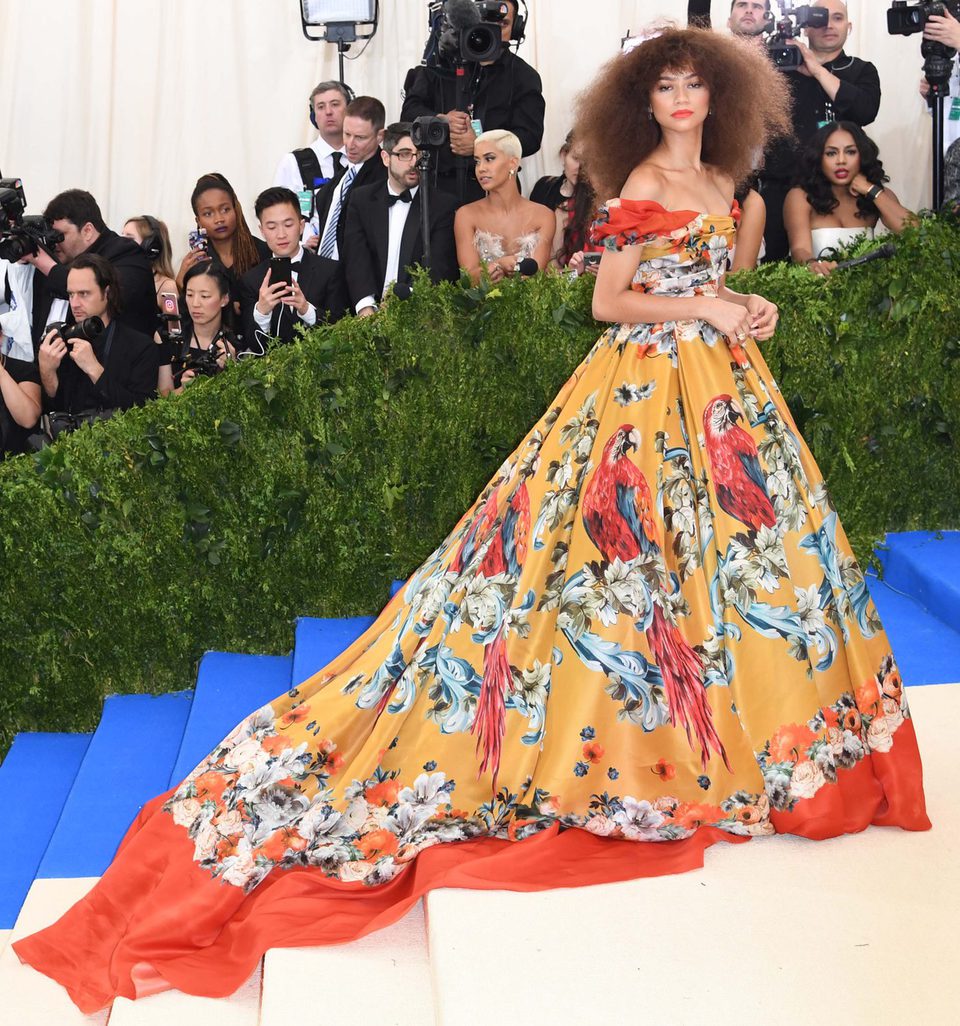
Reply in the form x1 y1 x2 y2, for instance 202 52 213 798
764 3 830 70
887 1 960 91
423 0 506 68
0 178 65 261
47 317 105 350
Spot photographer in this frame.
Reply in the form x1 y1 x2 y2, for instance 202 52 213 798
37 254 158 439
27 189 156 342
0 258 40 455
158 263 236 396
758 0 881 261
400 0 545 205
273 81 351 203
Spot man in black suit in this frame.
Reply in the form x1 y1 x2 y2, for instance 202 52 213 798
25 189 156 344
305 96 387 262
238 187 346 353
342 122 459 317
38 254 158 431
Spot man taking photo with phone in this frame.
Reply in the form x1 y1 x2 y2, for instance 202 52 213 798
238 187 347 353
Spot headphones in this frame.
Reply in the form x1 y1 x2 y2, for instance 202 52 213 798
139 214 163 263
507 0 528 45
308 81 357 129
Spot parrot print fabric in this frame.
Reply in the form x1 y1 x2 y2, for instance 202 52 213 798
154 198 927 891
15 199 930 1013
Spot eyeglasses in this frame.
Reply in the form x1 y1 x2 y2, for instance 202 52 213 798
389 148 419 163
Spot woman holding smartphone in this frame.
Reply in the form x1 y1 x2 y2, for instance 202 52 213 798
158 263 237 396
175 173 269 302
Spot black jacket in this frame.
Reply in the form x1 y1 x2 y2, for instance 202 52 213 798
401 47 545 203
238 248 347 351
48 320 158 414
34 229 157 343
341 182 459 310
312 157 388 260
763 52 881 181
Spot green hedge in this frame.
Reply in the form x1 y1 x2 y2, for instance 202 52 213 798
1 216 958 754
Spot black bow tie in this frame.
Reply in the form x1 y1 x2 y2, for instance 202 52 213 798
290 260 301 267
387 189 413 206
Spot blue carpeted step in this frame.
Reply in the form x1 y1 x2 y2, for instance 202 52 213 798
868 573 960 686
168 652 294 785
876 531 960 636
291 615 376 686
0 733 91 928
391 579 404 598
37 692 193 879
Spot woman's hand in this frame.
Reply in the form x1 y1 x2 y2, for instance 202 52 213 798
701 297 753 341
745 294 778 341
176 248 208 291
807 259 837 277
848 173 874 198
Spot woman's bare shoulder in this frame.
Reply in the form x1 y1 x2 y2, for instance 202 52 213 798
619 164 664 202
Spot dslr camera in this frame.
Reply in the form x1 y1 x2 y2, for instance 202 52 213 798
0 178 65 261
424 0 506 67
765 3 830 70
171 329 236 379
47 317 105 351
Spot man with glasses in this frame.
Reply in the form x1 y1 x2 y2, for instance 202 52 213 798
342 122 458 317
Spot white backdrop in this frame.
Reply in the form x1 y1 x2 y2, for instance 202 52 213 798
0 0 933 261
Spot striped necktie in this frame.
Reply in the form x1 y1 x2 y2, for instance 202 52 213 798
319 164 357 259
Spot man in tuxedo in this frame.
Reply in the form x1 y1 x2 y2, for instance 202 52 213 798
239 187 346 353
343 122 459 317
25 189 156 344
305 96 387 259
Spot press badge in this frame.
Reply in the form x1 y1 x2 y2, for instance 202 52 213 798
471 118 483 137
297 190 313 216
950 97 960 122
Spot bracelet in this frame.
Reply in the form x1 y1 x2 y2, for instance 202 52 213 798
866 184 885 202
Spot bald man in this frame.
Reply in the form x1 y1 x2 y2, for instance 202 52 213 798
757 0 881 261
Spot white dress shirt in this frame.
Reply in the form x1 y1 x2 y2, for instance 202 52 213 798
273 136 344 191
355 184 419 314
253 245 317 333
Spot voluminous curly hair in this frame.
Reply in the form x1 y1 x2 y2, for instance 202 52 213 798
573 27 791 200
796 121 889 220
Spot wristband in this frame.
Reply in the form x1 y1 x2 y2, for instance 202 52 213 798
866 184 885 202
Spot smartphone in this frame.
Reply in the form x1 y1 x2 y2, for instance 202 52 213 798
159 291 181 333
270 256 293 287
188 227 209 255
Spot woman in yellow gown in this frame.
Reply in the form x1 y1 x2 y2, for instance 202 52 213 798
15 28 929 1013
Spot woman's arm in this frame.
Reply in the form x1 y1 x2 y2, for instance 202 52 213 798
730 189 766 273
783 188 815 264
591 245 752 339
454 206 485 284
0 363 41 429
525 203 557 271
849 177 914 234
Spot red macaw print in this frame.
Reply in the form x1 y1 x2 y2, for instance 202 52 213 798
702 395 776 533
471 481 531 790
582 424 729 769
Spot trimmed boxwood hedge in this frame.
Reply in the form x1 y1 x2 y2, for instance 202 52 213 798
1 215 958 755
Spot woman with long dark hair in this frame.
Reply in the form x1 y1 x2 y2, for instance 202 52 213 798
176 172 269 298
784 121 913 276
15 29 929 1014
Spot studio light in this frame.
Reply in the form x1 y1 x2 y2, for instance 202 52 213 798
300 0 379 83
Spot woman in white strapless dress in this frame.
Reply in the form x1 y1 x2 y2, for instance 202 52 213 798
784 121 913 277
454 129 555 283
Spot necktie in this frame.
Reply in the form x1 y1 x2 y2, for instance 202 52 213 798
331 151 345 179
387 189 413 207
319 165 357 259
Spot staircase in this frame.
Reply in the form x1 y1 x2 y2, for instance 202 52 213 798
1 535 959 1026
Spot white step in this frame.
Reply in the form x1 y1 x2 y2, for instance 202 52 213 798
260 899 435 1026
0 877 109 1026
107 965 262 1026
427 683 959 1026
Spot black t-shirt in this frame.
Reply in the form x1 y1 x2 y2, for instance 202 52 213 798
1 353 41 456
